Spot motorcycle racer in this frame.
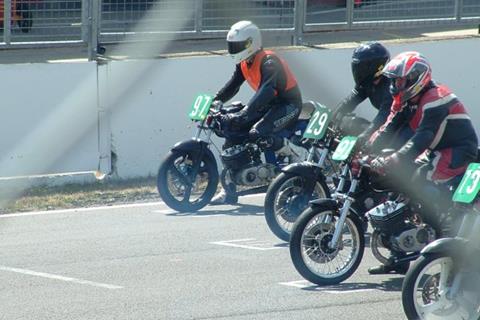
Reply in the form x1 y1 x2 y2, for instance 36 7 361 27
211 20 303 205
367 51 478 274
334 42 412 148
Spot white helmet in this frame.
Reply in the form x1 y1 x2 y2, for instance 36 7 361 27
227 21 262 64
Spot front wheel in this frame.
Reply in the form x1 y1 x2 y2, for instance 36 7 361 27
402 253 480 320
157 149 218 212
289 205 365 286
264 172 329 242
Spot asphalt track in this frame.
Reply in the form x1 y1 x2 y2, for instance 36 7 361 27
0 194 407 320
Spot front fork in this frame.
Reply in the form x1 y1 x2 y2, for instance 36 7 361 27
188 126 212 183
328 164 360 249
315 147 329 167
329 181 358 249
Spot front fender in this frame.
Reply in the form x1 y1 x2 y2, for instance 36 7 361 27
282 162 326 181
171 138 217 168
421 237 469 257
309 198 338 210
172 138 208 153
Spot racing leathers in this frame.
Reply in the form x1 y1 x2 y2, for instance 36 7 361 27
214 49 302 150
369 82 478 232
335 76 412 148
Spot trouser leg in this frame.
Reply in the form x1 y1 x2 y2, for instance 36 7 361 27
249 103 301 151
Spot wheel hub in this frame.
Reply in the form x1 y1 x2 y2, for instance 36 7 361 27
421 274 441 304
282 194 308 222
304 224 340 263
318 234 336 255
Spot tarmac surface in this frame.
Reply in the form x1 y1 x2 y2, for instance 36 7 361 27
0 194 408 320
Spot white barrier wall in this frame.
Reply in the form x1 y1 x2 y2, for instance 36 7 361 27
0 62 99 178
107 38 480 178
1 38 479 181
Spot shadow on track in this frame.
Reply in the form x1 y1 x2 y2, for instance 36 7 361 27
166 203 265 217
300 277 403 293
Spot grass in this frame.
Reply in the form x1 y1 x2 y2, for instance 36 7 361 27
0 177 160 214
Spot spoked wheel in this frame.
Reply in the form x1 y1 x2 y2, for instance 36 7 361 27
157 150 218 212
264 172 329 242
289 205 365 285
402 253 480 320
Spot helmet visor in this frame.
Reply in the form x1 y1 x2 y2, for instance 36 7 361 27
391 77 407 92
389 69 424 96
351 61 367 86
228 39 251 55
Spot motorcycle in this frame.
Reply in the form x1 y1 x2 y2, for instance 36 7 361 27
402 162 480 320
289 138 441 285
264 104 370 242
156 94 313 212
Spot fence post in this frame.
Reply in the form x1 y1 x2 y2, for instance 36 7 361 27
4 0 12 45
294 0 306 45
195 0 203 35
82 0 90 43
454 0 463 21
88 0 100 61
96 63 112 178
346 0 354 28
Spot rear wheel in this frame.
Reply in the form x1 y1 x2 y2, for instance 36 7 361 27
290 205 365 285
264 172 329 242
157 150 218 212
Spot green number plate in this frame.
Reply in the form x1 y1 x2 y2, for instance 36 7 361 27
452 163 480 203
189 94 213 121
332 136 358 161
303 103 332 140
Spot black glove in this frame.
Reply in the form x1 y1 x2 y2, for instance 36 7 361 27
211 100 224 113
216 113 234 130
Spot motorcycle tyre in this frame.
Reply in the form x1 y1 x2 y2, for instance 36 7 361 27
157 149 218 212
264 172 330 242
290 205 365 286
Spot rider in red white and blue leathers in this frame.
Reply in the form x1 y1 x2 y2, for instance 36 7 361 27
367 51 478 274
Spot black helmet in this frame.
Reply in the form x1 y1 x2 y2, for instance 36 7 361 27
351 42 390 87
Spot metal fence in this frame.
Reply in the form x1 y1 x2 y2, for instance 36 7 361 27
1 0 479 49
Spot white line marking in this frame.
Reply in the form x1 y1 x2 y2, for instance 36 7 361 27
322 289 375 294
1 193 266 218
151 209 175 214
190 214 225 218
279 280 375 294
0 265 123 290
210 238 284 251
1 201 165 218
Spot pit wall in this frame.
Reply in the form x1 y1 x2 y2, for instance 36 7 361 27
1 38 478 183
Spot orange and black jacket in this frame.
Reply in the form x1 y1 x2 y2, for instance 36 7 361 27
215 49 302 124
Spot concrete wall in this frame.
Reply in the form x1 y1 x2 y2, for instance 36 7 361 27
1 38 479 182
107 38 480 179
0 62 99 178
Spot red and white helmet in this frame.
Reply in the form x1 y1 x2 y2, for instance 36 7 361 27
382 51 432 104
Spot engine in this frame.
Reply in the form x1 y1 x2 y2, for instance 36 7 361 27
390 224 436 253
221 144 277 186
233 163 277 186
368 200 436 253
